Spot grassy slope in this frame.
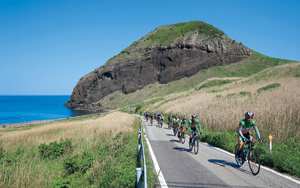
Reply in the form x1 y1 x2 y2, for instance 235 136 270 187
102 51 297 112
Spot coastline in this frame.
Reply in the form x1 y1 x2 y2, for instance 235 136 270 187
0 112 108 129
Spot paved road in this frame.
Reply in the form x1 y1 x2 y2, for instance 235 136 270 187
138 116 300 188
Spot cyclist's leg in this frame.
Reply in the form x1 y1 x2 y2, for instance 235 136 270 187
189 131 193 144
237 134 244 157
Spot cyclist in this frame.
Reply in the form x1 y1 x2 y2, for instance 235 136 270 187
168 115 172 129
173 116 180 135
160 114 164 127
157 113 161 124
236 111 262 165
149 113 153 125
145 112 149 122
178 117 188 138
188 114 203 150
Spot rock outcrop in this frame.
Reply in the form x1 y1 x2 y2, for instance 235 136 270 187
64 21 252 111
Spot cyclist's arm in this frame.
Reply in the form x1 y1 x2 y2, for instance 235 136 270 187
254 126 261 139
197 123 202 134
237 126 244 139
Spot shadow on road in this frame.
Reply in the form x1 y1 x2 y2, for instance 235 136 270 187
208 159 252 175
170 139 179 142
166 134 174 136
173 147 191 152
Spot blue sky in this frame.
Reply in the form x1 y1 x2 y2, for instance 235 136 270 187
0 0 299 95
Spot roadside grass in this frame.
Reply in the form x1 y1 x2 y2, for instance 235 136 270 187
0 112 156 187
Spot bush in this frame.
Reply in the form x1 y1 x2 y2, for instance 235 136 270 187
257 83 281 93
239 91 251 95
135 104 142 113
38 139 72 159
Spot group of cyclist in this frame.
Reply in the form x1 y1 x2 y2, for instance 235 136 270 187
144 111 262 164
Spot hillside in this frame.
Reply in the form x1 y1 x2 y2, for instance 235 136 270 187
64 21 255 111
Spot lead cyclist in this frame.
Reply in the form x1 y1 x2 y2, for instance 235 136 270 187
188 114 203 150
236 111 262 165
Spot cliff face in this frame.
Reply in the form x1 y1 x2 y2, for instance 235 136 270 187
64 21 252 111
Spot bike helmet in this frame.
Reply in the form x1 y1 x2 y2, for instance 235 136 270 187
183 117 187 120
245 111 254 118
191 114 197 118
175 116 178 118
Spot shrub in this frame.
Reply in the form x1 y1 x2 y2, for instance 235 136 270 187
257 83 281 93
135 104 142 113
38 139 72 159
239 91 251 95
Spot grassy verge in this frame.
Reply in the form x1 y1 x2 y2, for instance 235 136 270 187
0 112 156 187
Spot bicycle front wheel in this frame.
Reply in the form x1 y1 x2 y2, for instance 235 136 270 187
182 133 185 144
194 140 199 154
248 148 260 175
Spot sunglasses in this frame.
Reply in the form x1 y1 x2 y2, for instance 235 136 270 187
247 117 253 119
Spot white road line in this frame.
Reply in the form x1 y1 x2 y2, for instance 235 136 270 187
141 119 168 188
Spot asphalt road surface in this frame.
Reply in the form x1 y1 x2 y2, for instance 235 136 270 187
138 116 300 188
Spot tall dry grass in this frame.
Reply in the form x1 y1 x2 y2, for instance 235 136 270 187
157 75 300 143
0 112 136 187
0 112 135 152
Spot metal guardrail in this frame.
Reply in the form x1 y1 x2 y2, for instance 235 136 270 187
136 120 147 188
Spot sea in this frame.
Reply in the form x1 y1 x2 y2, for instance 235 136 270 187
0 95 91 125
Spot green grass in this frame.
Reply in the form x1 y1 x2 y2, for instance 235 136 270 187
199 79 233 90
0 118 156 187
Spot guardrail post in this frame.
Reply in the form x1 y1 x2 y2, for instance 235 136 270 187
136 168 142 188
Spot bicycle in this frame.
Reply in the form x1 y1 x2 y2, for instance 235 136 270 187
150 118 153 126
178 129 185 144
173 126 178 136
234 139 261 175
168 120 172 129
190 132 200 154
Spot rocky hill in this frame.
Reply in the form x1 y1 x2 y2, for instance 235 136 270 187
64 21 252 111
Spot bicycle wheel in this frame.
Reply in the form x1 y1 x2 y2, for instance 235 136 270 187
194 140 199 154
174 128 177 136
182 133 185 144
178 132 182 142
248 148 260 175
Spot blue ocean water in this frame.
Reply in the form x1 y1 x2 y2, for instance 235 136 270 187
0 96 90 125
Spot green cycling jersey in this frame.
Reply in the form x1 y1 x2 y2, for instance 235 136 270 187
179 120 188 129
188 119 202 133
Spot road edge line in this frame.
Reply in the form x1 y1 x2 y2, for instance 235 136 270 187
140 117 168 187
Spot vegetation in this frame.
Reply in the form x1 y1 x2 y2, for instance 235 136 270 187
145 21 224 46
199 79 233 90
128 62 300 177
257 83 281 93
0 112 156 187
